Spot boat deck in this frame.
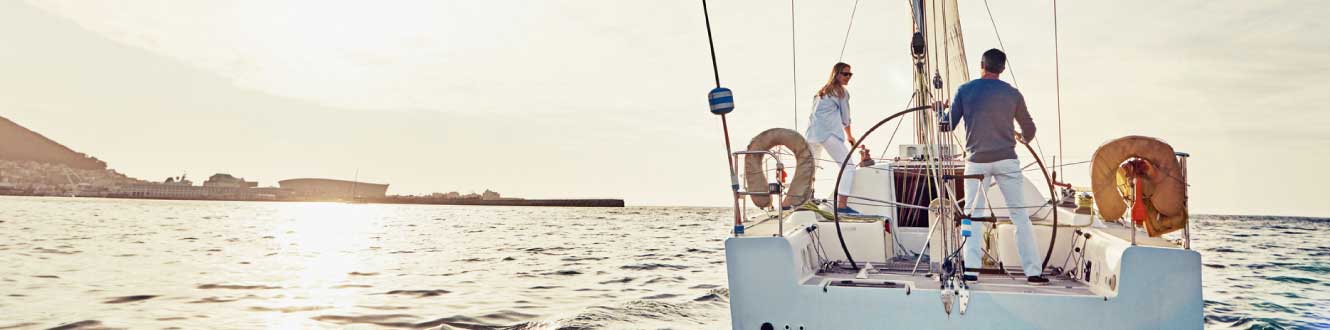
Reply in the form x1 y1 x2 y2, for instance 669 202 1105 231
737 211 883 237
809 260 1098 296
740 207 1180 248
737 208 1176 297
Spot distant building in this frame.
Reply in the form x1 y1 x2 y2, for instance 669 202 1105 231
203 173 258 188
431 191 462 199
112 183 285 200
278 178 389 200
482 189 500 200
162 174 197 187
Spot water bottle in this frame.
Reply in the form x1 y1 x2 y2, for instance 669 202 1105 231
960 217 976 280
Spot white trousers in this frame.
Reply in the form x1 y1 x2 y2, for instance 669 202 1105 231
962 159 1041 277
809 137 855 196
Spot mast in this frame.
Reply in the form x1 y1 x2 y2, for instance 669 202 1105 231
910 1 973 312
910 0 969 144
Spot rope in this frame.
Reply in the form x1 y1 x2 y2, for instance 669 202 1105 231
837 0 862 62
941 0 952 99
981 0 1019 88
808 224 831 269
931 0 940 72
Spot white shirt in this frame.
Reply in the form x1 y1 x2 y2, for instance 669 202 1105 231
804 93 851 143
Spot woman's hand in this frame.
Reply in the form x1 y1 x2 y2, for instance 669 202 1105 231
847 136 857 147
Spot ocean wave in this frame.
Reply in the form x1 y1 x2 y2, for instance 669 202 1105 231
1264 276 1319 285
102 295 157 304
1195 214 1330 222
620 263 689 271
45 320 114 330
382 289 451 297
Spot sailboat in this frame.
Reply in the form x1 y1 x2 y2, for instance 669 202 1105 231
704 0 1202 328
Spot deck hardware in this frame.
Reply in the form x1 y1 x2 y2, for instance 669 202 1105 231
940 284 955 316
958 286 971 315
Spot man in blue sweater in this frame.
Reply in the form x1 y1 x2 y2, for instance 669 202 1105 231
941 49 1048 285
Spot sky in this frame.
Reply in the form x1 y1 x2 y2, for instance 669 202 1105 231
1 0 1327 216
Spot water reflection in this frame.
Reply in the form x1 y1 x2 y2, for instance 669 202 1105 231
263 203 383 328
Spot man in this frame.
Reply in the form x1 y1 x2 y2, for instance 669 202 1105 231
940 48 1047 285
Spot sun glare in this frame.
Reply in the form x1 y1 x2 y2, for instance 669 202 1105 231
269 203 380 300
246 202 390 327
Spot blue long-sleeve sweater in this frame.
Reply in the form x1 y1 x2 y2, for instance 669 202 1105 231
941 78 1036 163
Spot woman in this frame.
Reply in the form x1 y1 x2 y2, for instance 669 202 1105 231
805 62 859 214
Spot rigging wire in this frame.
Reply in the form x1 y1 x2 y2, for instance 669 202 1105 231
981 0 1019 88
1053 0 1065 175
938 0 961 207
878 92 918 160
837 0 862 62
791 0 800 129
701 0 721 88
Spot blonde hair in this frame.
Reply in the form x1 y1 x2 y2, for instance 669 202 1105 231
816 62 851 98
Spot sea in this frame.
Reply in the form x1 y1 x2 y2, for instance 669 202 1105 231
1 196 1326 330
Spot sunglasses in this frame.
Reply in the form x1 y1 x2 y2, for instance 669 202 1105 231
840 72 854 77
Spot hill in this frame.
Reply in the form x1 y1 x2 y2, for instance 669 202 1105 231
0 116 106 170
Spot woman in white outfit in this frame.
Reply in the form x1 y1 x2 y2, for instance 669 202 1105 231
805 62 859 214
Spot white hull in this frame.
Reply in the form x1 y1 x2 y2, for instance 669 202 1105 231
724 166 1203 329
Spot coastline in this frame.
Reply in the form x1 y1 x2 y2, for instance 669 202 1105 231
0 193 624 208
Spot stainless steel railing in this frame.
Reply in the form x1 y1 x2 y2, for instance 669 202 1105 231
1177 152 1190 250
730 150 787 236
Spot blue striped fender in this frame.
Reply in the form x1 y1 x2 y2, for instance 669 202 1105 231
708 87 734 114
